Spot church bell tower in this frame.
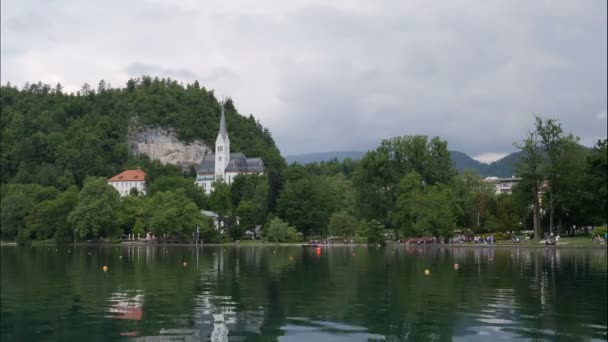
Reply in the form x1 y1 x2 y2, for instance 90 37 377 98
214 101 230 180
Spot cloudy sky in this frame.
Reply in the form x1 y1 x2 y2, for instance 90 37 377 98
1 0 606 162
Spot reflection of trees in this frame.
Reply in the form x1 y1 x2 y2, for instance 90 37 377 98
1 246 606 341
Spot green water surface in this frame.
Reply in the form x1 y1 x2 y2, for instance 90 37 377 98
1 245 606 341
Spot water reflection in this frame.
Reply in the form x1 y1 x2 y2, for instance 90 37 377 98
1 245 606 341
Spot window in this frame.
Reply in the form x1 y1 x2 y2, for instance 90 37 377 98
218 146 223 152
219 157 222 162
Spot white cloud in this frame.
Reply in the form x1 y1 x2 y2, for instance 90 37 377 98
597 111 607 120
1 0 606 155
473 152 510 164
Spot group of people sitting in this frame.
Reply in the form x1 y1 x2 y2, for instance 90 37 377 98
399 237 443 244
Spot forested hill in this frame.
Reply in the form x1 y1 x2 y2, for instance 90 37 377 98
449 151 521 177
0 77 285 188
286 150 521 177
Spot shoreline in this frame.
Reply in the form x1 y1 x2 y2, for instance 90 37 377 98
2 241 606 249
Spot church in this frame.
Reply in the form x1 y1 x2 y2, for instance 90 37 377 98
195 102 265 193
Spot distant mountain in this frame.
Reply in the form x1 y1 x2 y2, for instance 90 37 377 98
449 151 521 177
285 150 521 178
285 151 366 164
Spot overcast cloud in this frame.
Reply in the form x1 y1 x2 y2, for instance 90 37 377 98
1 0 606 160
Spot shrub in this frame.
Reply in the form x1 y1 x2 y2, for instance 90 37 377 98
591 226 607 237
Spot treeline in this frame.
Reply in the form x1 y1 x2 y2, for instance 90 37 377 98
1 78 606 243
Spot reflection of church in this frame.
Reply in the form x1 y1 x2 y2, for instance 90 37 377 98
196 102 265 194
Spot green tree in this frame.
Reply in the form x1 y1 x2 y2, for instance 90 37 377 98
327 211 358 238
145 190 204 242
515 131 545 240
364 219 385 245
391 171 424 237
26 186 79 241
486 194 524 232
353 136 456 227
118 195 146 237
67 177 121 239
581 139 608 225
276 167 320 236
535 117 563 232
147 175 206 208
265 217 298 243
0 184 59 240
208 180 233 225
412 184 458 238
237 200 259 236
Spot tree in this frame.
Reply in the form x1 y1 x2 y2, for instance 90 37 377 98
265 217 298 243
223 211 243 241
327 211 358 238
276 168 319 236
208 180 233 226
67 177 121 239
0 184 59 240
581 139 608 225
515 131 545 240
364 220 385 245
353 136 456 227
237 200 259 236
551 138 588 231
412 184 458 238
145 190 204 242
26 186 79 241
486 195 524 232
391 171 424 237
147 175 206 208
535 117 563 232
118 195 145 236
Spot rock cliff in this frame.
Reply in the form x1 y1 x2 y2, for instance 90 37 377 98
128 128 211 169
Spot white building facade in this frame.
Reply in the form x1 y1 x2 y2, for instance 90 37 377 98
108 168 147 197
484 176 520 195
195 102 265 193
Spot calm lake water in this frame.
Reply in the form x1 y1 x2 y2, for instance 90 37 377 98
1 245 607 341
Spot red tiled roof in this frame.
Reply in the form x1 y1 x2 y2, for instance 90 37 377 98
108 169 146 182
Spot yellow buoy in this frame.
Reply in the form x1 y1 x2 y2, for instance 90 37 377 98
424 269 430 275
102 265 108 272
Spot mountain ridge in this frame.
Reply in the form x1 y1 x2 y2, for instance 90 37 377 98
285 150 520 177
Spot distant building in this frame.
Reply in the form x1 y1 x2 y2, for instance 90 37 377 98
484 176 520 195
195 101 265 193
108 168 146 197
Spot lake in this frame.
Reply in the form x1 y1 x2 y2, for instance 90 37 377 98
1 245 606 341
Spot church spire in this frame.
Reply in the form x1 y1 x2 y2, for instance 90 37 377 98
219 101 228 140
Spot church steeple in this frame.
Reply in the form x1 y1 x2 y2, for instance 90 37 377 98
219 102 228 141
214 100 230 180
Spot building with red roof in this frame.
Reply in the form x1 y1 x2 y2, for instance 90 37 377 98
107 168 146 197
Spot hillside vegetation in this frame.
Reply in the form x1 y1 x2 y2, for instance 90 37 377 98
0 77 284 188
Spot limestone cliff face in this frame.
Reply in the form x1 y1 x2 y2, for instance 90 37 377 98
128 128 211 169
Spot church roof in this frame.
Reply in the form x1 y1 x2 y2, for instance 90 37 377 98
198 154 215 174
197 153 265 175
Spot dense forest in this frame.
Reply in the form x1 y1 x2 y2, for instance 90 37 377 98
1 78 606 244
